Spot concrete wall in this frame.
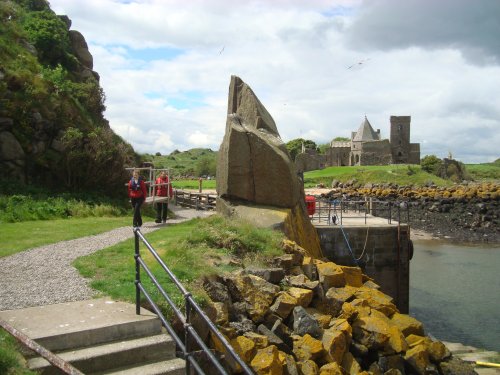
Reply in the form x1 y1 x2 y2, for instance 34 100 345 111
316 224 411 313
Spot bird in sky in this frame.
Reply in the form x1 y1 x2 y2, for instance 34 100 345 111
219 46 225 55
347 58 371 69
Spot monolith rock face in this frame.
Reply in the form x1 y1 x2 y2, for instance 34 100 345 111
217 76 322 258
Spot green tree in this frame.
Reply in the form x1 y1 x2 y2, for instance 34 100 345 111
333 137 350 142
285 138 317 161
421 155 443 175
317 142 330 154
195 156 217 177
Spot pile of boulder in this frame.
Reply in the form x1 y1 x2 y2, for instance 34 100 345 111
203 240 476 374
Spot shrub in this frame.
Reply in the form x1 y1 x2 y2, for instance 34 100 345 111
421 155 443 175
22 9 74 68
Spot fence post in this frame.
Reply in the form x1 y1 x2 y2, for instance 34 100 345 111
134 229 141 315
185 293 192 375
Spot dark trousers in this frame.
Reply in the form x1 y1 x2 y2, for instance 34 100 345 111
156 202 168 221
131 197 144 227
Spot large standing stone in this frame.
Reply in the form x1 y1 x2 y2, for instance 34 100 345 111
218 76 299 207
217 76 322 258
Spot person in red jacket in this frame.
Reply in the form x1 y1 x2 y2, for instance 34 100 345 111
154 170 173 223
128 169 147 227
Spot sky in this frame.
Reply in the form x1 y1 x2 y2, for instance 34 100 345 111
48 0 500 163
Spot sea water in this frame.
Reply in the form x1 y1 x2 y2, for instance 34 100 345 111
410 240 500 351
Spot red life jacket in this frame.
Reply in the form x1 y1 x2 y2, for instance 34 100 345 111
155 176 173 197
128 177 147 198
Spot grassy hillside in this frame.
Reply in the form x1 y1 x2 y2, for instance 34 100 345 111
304 164 451 187
143 148 217 178
466 159 500 181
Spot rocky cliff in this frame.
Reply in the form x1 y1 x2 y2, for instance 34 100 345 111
0 1 135 194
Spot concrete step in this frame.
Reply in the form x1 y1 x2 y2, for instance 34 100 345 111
0 298 184 374
28 333 176 374
0 298 162 353
95 358 186 375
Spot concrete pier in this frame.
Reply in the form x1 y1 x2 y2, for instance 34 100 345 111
313 210 412 313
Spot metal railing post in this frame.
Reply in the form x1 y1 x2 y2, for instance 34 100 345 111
134 228 141 315
185 294 192 375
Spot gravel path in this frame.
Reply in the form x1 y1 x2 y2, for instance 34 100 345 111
0 207 213 311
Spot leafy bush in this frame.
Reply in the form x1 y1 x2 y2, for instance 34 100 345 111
286 138 318 161
421 155 443 175
22 9 75 68
0 193 128 223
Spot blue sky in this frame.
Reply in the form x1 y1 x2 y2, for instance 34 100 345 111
49 0 500 163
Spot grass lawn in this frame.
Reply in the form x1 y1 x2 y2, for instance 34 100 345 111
466 161 500 181
173 179 216 190
0 216 146 258
304 164 451 187
73 215 284 309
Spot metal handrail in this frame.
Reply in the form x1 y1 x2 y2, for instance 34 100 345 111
133 228 254 375
310 198 409 226
0 319 83 375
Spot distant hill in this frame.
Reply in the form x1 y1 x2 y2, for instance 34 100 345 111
143 148 217 178
0 1 138 195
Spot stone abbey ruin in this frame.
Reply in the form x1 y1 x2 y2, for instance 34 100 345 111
295 116 421 173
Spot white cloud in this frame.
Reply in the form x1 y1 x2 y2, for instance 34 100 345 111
48 0 500 163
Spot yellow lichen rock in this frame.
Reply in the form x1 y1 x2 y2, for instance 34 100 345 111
316 262 346 289
231 335 256 363
299 359 320 375
211 301 228 325
232 273 280 322
283 203 323 258
322 327 347 364
340 266 364 287
243 332 269 349
342 351 362 374
288 287 314 307
293 334 325 362
250 345 283 375
325 286 358 306
387 325 409 354
302 256 315 280
270 291 298 319
428 340 451 362
319 362 344 375
329 318 353 339
404 344 431 375
354 288 398 317
390 312 424 337
352 315 392 350
305 307 332 328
